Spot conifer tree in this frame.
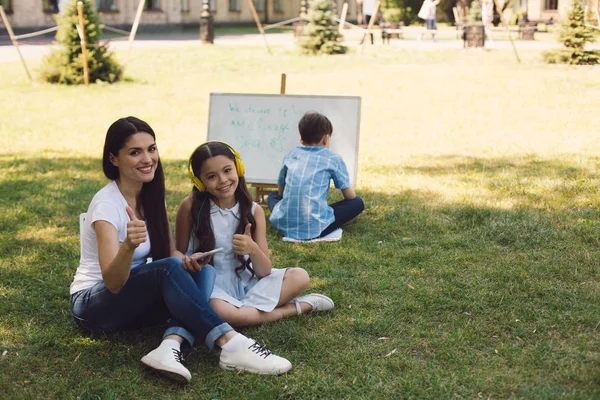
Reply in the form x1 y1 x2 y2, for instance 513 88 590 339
468 0 483 24
298 0 347 55
40 0 123 84
543 0 599 65
558 0 596 49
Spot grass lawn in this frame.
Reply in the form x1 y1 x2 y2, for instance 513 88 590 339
1 40 600 399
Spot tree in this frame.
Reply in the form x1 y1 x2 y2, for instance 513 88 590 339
298 0 347 55
40 0 123 84
543 0 599 65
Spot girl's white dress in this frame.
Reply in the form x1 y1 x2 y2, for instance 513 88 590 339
186 200 287 312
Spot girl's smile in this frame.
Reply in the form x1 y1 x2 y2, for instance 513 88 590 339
199 155 239 208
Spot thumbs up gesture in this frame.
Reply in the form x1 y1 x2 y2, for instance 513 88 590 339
232 223 255 256
125 206 147 250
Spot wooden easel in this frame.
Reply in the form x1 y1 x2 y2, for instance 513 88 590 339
250 73 287 203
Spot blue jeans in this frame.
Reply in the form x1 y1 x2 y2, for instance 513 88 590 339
70 257 232 350
268 191 365 238
426 19 437 30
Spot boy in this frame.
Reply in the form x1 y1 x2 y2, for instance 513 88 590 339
268 112 364 240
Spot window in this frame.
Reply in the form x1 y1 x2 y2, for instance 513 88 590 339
544 0 558 10
254 0 265 12
1 0 12 13
181 0 190 12
273 0 283 13
43 0 59 12
145 0 161 10
97 0 118 11
229 0 240 12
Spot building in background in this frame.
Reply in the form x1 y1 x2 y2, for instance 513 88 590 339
0 0 358 32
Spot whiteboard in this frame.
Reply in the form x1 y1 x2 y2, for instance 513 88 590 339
207 93 361 185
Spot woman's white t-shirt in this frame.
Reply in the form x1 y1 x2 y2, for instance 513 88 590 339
70 181 151 294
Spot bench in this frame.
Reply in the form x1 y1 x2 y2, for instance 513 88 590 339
380 22 404 44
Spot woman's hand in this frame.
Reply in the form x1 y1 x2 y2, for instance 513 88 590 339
232 223 258 256
124 206 147 250
182 252 210 273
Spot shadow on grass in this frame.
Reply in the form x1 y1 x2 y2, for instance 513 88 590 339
1 154 599 398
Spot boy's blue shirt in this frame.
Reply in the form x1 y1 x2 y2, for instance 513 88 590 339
269 145 350 240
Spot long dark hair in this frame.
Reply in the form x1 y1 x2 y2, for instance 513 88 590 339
189 142 255 277
102 116 171 261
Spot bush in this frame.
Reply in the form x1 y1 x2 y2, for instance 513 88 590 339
39 0 123 84
383 8 402 23
543 48 600 65
542 0 598 65
298 0 347 55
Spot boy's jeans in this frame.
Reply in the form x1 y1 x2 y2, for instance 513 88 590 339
268 191 364 238
70 257 233 350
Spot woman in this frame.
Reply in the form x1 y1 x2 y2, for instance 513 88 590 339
69 117 292 383
418 0 440 40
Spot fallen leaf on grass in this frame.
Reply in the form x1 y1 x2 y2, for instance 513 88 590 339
407 284 414 289
352 377 357 384
384 348 397 357
1 350 7 360
378 337 391 340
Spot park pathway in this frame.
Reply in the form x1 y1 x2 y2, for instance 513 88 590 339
0 28 573 64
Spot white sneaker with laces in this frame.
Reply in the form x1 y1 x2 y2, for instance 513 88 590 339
219 338 292 375
141 346 192 383
294 293 335 314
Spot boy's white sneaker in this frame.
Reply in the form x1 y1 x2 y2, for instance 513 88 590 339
141 346 192 383
295 293 335 314
219 338 292 375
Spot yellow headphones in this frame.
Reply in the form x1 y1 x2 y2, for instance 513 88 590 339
187 141 245 192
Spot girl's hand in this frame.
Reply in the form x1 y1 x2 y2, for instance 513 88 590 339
232 223 257 256
182 252 210 273
124 206 147 250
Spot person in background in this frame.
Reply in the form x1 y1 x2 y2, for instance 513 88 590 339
361 0 376 44
418 0 440 41
482 0 495 47
268 111 364 241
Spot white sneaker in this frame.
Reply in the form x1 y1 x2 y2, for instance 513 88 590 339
296 293 335 313
219 338 292 375
141 346 192 383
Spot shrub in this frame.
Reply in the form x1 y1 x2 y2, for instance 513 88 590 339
383 8 402 23
39 0 123 84
298 0 347 55
543 48 600 64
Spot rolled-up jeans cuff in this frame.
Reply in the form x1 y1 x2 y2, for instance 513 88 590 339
205 322 234 351
163 326 195 346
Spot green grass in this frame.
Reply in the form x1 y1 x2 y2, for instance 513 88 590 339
1 42 600 399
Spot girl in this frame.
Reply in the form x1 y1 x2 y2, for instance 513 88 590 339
176 141 334 328
70 117 292 384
